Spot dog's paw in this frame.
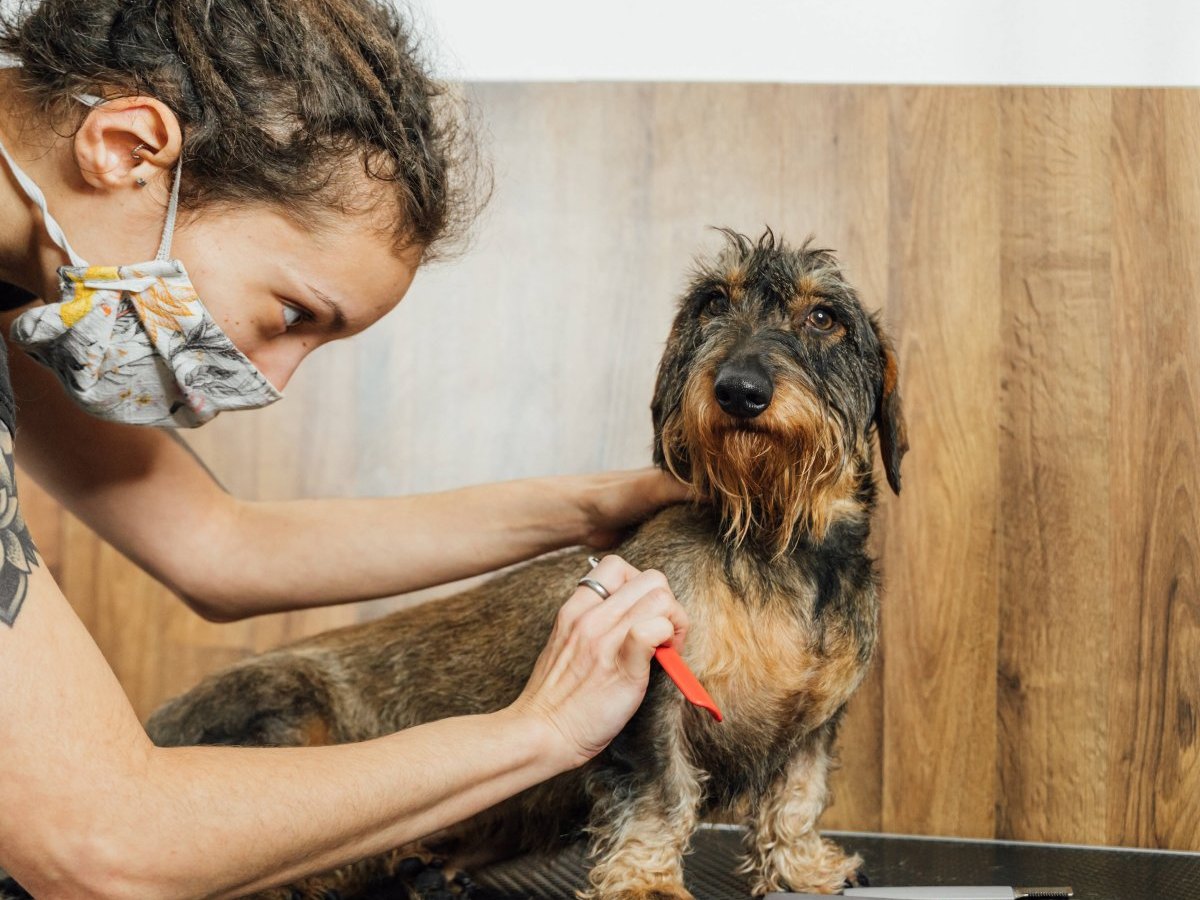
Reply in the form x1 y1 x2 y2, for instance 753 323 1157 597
750 842 864 895
596 890 694 900
386 854 474 899
579 883 694 900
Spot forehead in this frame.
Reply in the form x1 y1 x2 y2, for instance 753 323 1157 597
282 200 420 300
695 241 860 313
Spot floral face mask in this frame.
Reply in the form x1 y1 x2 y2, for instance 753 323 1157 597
0 96 282 428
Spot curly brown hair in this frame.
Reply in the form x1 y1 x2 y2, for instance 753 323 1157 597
0 0 486 258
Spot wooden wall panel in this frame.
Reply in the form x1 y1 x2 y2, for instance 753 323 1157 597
880 87 1002 839
996 89 1112 844
16 83 1200 851
1106 89 1200 850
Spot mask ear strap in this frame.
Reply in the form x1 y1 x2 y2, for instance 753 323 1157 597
155 161 182 261
0 137 88 267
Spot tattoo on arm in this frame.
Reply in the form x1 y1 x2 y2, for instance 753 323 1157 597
0 424 39 627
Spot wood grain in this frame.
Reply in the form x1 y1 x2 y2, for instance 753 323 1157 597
880 87 1001 839
15 83 1200 850
1106 88 1200 850
996 88 1112 844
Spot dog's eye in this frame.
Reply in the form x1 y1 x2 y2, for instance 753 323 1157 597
701 293 729 318
806 307 837 332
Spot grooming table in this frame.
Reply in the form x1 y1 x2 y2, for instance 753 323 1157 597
3 826 1196 898
471 825 1200 900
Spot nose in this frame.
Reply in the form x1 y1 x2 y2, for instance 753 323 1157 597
713 358 774 419
250 343 313 393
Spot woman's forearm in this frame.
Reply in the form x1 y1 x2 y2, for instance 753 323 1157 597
200 475 591 617
37 708 566 899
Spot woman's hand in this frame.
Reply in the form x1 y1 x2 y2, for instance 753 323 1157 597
509 554 689 769
571 468 692 548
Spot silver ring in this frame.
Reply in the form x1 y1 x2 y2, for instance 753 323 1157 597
587 556 601 568
131 142 147 160
577 576 610 600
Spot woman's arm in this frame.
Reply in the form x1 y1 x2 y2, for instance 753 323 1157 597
3 317 687 619
3 567 563 898
214 467 686 617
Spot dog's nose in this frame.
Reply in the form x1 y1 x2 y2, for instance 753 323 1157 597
713 359 774 419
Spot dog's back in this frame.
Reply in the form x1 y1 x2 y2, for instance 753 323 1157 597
147 547 586 750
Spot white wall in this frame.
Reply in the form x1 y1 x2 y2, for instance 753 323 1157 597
410 0 1200 87
2 0 1195 87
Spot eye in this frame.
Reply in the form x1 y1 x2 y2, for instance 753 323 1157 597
701 292 729 318
806 306 837 332
281 303 311 330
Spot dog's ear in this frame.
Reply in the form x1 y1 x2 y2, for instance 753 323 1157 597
651 309 696 478
870 316 908 495
651 340 688 475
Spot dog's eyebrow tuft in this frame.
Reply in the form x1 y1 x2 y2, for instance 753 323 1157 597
795 274 825 296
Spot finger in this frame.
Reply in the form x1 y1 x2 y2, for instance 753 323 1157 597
589 589 690 675
609 585 696 657
572 568 671 638
618 616 676 679
590 553 640 587
557 554 642 631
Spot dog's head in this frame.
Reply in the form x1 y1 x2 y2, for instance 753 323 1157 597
653 229 907 554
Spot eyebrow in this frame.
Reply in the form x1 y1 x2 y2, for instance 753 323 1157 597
309 286 349 333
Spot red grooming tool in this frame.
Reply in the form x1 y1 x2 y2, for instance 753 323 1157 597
654 645 723 722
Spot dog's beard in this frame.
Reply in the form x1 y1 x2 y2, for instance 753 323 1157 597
661 375 851 555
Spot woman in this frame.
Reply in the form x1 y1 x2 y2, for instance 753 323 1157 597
0 1 690 896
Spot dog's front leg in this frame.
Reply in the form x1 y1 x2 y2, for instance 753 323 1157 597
580 728 704 900
740 726 863 895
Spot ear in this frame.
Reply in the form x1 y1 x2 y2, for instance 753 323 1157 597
870 315 909 494
650 312 694 477
650 345 685 472
72 96 183 192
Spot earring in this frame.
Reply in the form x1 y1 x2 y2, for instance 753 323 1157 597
132 143 148 187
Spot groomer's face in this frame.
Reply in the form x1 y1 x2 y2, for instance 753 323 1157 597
52 96 419 391
172 203 421 391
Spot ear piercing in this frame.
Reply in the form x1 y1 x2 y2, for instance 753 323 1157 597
132 143 149 186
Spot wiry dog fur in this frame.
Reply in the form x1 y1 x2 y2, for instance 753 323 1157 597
147 230 908 899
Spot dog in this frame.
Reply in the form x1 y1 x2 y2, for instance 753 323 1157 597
147 229 907 899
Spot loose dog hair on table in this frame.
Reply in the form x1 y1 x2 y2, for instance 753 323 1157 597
148 229 908 900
